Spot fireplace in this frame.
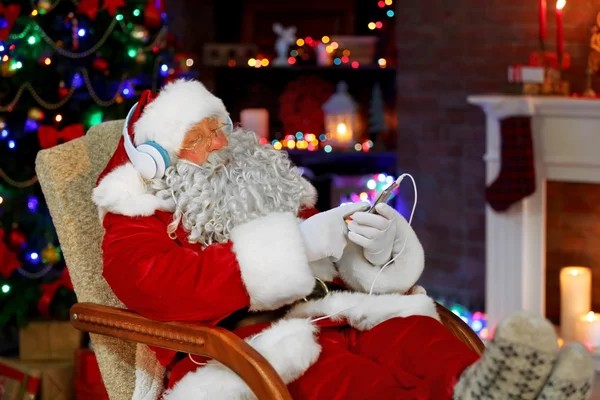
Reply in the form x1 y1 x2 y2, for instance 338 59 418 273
468 95 600 331
546 181 600 326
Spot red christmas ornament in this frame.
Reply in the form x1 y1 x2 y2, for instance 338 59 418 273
8 227 26 250
0 228 21 278
0 4 20 41
144 0 165 29
93 57 109 70
76 0 99 20
103 0 125 16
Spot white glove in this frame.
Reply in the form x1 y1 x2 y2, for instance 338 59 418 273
299 202 369 262
347 203 397 266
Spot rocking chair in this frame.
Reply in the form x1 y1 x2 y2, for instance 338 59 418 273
35 120 485 400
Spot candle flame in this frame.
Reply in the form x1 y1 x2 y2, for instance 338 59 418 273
337 123 347 135
556 0 565 10
570 269 579 276
587 311 596 322
557 337 564 347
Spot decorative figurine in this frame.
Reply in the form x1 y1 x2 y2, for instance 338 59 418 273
272 23 296 66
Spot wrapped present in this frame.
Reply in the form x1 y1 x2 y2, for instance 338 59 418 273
0 358 41 400
19 322 82 361
0 358 73 400
508 65 545 83
74 349 108 400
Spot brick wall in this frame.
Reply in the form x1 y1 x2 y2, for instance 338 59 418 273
395 0 600 309
546 181 600 325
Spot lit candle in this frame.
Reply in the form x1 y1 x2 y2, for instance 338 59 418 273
560 267 591 342
539 0 547 44
555 0 565 58
240 109 269 141
576 312 600 350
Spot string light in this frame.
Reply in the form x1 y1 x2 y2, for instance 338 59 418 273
378 58 387 68
78 28 86 37
0 196 3 204
44 57 51 65
296 38 305 46
387 10 395 17
385 0 393 5
133 9 141 16
368 22 376 30
1 285 9 294
27 36 36 45
55 114 63 122
321 36 330 43
8 140 15 149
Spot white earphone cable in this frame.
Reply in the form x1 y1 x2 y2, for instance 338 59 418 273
310 173 417 324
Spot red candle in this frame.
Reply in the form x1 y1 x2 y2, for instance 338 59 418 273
556 0 565 57
539 0 547 42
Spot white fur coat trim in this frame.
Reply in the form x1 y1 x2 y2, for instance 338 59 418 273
92 162 317 219
230 212 315 311
92 162 175 219
287 292 439 330
163 318 320 400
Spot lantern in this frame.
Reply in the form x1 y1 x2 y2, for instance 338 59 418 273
322 81 358 149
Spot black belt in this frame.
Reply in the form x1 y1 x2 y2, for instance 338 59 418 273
218 278 344 330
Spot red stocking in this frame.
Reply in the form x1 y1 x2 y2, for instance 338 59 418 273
485 116 536 212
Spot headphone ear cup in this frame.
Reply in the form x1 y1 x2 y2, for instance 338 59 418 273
136 144 166 179
224 116 233 135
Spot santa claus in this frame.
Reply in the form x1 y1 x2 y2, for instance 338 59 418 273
92 79 593 399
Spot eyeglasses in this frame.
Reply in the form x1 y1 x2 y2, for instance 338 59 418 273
180 121 232 151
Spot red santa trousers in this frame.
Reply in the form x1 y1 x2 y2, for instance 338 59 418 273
169 315 480 400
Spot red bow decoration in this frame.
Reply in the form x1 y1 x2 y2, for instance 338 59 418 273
145 0 165 29
38 124 85 149
0 228 21 278
0 4 21 41
76 0 124 20
38 268 74 318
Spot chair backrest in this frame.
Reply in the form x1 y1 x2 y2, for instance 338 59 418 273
36 121 136 399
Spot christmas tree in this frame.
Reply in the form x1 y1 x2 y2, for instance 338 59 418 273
0 0 191 355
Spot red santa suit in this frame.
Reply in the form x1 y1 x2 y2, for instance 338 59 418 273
92 80 479 400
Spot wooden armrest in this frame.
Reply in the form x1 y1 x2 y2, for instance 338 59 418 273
70 303 291 400
436 303 486 356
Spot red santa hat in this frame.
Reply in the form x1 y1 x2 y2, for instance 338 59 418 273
93 79 229 218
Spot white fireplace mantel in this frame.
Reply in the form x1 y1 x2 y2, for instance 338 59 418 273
468 95 600 331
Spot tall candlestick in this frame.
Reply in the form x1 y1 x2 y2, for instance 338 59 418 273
560 266 591 342
539 0 547 47
240 108 269 141
556 0 565 59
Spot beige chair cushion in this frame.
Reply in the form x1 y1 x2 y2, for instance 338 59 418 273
36 121 135 399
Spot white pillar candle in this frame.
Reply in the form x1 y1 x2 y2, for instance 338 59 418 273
240 108 269 141
560 266 592 342
576 312 600 350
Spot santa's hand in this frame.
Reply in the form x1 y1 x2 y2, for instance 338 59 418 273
299 202 369 262
347 203 397 266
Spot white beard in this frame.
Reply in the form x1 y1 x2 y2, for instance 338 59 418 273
148 128 315 247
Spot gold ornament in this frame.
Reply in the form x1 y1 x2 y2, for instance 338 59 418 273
41 244 61 265
38 0 52 12
0 62 16 78
135 51 147 64
131 25 150 42
27 108 45 121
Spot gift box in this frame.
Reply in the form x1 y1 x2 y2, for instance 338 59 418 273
19 321 82 361
507 65 545 83
74 349 108 400
0 357 73 400
0 358 41 400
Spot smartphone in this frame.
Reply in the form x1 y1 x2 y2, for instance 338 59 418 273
344 180 399 222
368 180 400 214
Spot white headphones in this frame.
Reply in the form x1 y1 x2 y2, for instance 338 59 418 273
123 102 235 180
122 102 172 180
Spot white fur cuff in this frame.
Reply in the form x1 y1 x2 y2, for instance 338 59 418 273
163 318 321 400
231 212 315 311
